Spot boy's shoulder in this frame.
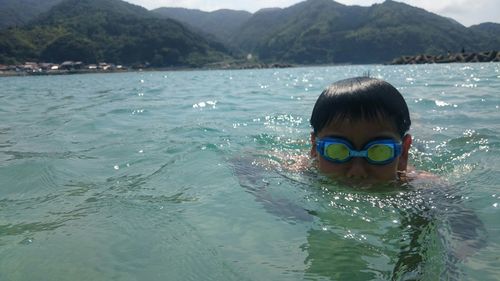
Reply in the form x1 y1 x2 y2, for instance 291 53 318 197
404 168 443 184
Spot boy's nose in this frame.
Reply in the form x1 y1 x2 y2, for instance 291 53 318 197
345 158 368 179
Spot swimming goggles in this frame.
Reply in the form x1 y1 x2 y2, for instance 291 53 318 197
316 137 402 165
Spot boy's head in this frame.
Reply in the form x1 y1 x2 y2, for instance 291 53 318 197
310 77 412 183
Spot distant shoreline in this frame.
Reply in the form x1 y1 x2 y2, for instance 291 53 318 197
0 62 294 77
3 56 500 77
0 69 130 77
390 50 500 65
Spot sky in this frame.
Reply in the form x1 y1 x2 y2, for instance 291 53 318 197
124 0 500 27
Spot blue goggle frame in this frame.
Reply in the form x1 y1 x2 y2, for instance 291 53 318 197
316 137 402 165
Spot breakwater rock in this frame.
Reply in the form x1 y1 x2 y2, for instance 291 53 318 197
390 50 500 65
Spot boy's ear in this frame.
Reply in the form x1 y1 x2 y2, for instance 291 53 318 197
310 132 317 158
398 134 412 171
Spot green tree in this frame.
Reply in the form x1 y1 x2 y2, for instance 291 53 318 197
41 34 98 63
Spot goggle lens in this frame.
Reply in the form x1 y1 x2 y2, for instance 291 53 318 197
366 144 394 162
325 143 350 161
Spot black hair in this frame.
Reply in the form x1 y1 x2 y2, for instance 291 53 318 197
310 77 411 137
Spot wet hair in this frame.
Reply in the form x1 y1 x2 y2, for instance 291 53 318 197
310 77 411 137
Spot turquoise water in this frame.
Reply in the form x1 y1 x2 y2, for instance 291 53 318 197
0 64 499 280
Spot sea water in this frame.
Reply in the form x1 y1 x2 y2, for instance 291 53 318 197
0 64 499 280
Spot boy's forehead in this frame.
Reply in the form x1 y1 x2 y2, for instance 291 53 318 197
330 113 396 125
321 116 400 139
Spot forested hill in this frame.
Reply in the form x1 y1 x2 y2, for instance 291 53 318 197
157 0 500 64
234 0 483 63
0 0 231 66
0 0 63 29
152 8 252 46
1 0 500 66
469 22 500 37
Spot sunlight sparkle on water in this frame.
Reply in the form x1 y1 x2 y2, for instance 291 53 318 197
193 100 217 109
434 100 457 107
1 64 499 280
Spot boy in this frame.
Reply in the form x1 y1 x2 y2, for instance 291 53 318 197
231 77 485 275
309 76 413 184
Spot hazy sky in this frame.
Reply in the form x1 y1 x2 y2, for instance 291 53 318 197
124 0 500 26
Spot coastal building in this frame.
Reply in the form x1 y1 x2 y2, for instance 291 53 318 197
60 61 84 70
39 63 55 71
22 62 41 73
60 61 74 70
98 63 111 70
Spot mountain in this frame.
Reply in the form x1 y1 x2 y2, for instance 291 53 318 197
0 0 231 66
1 0 499 66
469 22 500 36
231 0 499 64
150 0 499 64
231 0 363 62
467 23 500 52
0 0 63 29
152 8 252 46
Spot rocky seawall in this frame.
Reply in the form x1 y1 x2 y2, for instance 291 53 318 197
390 50 500 65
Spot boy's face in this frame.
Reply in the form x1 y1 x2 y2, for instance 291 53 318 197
310 117 412 184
